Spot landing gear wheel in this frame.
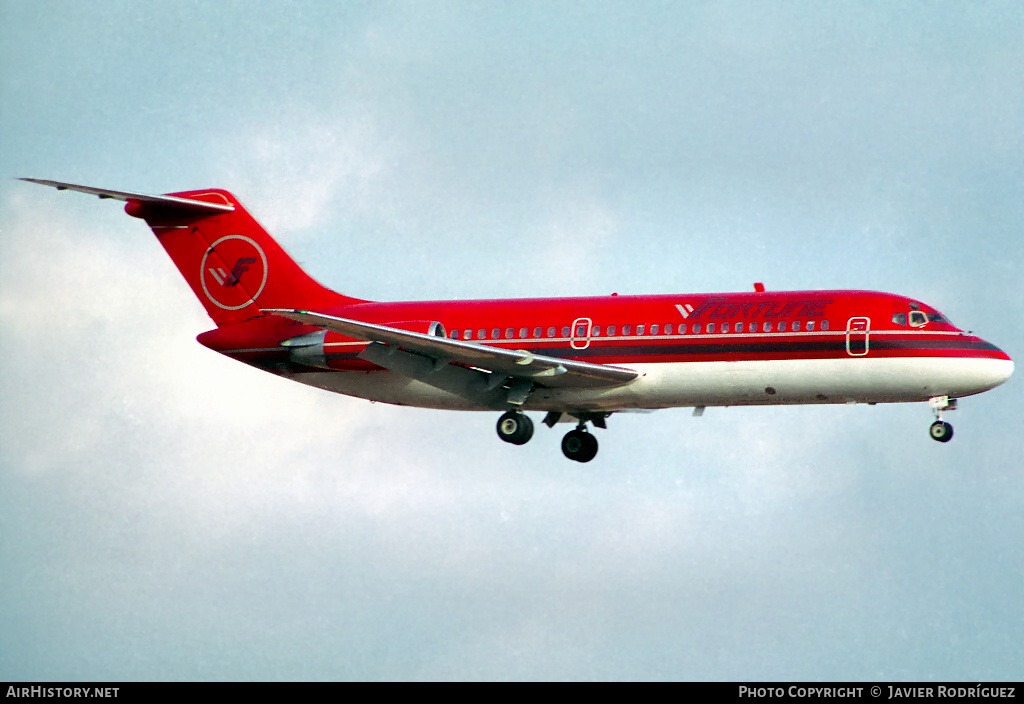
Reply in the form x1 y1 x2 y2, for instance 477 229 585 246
496 411 534 445
562 429 598 462
929 420 953 443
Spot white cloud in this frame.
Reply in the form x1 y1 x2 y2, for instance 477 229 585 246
213 109 400 236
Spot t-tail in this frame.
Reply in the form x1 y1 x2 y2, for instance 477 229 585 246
20 179 363 325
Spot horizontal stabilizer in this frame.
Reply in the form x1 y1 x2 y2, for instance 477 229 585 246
19 178 235 213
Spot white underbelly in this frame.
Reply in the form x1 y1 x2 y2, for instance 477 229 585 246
290 356 1013 412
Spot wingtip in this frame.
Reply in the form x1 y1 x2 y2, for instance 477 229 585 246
19 178 71 191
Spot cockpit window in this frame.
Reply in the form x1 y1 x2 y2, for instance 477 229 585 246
892 313 907 325
927 313 948 324
909 311 927 327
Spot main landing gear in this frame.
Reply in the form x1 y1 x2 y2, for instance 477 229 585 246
561 426 598 463
495 410 605 462
554 412 606 462
496 411 534 445
928 395 957 443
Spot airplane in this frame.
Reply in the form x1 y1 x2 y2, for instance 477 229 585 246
21 178 1014 462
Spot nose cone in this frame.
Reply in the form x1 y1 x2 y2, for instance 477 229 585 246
930 337 1013 399
972 340 1013 392
986 357 1014 388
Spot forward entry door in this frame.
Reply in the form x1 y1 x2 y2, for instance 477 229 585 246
846 317 870 356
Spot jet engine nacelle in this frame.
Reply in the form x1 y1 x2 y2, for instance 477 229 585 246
282 320 446 370
379 320 447 338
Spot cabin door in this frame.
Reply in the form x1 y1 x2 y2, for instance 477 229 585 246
845 317 870 356
570 317 592 350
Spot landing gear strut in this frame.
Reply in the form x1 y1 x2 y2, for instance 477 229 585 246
928 395 956 443
496 411 534 445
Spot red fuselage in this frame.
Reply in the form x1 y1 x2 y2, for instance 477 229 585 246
198 289 1012 412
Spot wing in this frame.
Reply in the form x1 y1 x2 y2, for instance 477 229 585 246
263 308 639 389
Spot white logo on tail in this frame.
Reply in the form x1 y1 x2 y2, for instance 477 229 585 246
199 235 268 311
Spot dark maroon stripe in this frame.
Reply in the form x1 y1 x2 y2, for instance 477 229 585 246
229 335 1003 372
534 336 1001 360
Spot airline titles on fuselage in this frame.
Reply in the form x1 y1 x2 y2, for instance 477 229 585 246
679 297 833 322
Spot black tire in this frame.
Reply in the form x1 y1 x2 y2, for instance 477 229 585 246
562 429 598 462
515 413 534 444
561 429 584 459
578 432 598 462
929 420 953 443
497 411 533 445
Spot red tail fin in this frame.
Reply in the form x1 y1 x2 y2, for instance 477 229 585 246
127 188 362 325
20 179 363 325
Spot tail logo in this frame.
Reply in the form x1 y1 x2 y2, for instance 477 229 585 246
209 257 257 286
200 235 268 311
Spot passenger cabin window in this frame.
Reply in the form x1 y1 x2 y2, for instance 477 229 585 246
607 325 617 336
821 320 830 331
693 324 701 334
623 325 632 335
450 330 459 339
519 327 528 338
637 324 646 336
806 321 815 332
478 329 486 339
707 323 715 333
763 322 772 333
665 323 673 335
575 324 587 336
533 327 542 338
561 326 570 337
491 328 500 339
721 322 730 333
778 321 787 332
465 330 473 340
592 326 601 337
547 326 556 337
748 322 757 333
678 323 687 334
505 328 514 339
792 321 801 332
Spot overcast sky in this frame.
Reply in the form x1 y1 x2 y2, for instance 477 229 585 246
2 0 1022 681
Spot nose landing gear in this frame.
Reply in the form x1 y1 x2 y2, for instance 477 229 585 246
928 395 957 443
929 420 954 442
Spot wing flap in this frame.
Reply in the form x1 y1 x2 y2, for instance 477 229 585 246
264 308 639 388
